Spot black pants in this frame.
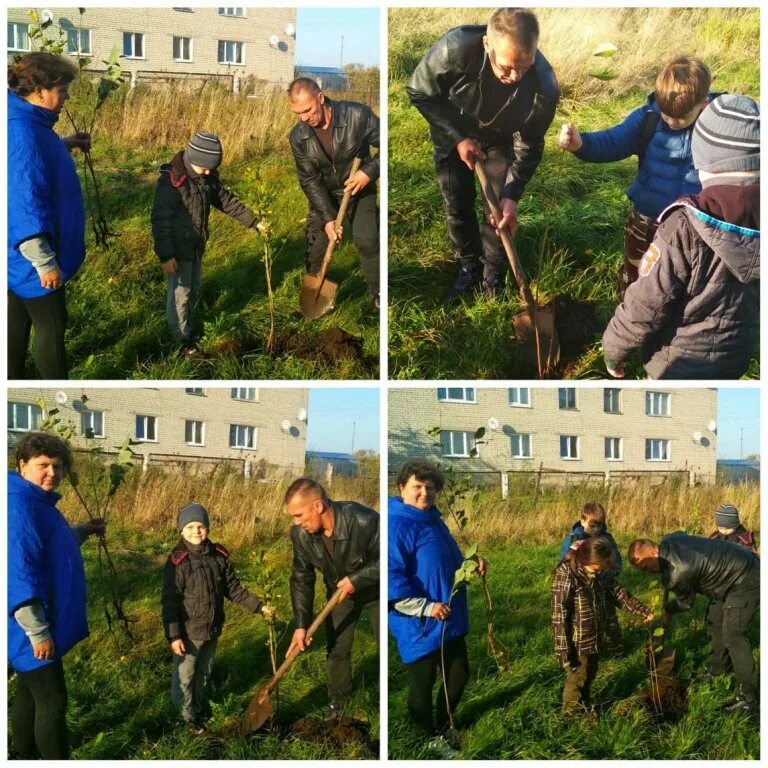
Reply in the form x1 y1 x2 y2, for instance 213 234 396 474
11 659 70 759
325 597 380 707
435 143 514 277
8 288 69 379
405 636 469 736
306 193 379 296
706 581 759 701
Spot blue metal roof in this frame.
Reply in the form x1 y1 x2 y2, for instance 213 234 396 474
306 450 356 461
295 66 345 74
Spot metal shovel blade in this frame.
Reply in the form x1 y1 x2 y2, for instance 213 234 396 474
240 689 273 734
299 274 338 319
512 305 560 373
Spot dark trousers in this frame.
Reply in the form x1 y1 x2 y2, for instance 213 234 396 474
405 636 470 736
434 143 514 277
11 659 70 759
706 583 759 701
562 654 599 712
325 597 379 707
306 193 379 296
8 287 69 379
620 210 658 301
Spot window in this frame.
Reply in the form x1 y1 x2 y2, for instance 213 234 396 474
218 40 244 65
81 410 105 438
186 387 204 396
603 388 621 414
605 437 622 461
511 433 532 458
558 388 577 410
646 391 670 417
8 402 42 432
67 28 91 55
231 387 258 401
185 420 205 446
439 431 476 458
8 22 30 51
560 435 580 460
173 36 193 62
437 387 476 404
646 439 671 462
219 7 245 16
135 415 157 442
508 387 530 407
229 424 257 449
123 32 145 59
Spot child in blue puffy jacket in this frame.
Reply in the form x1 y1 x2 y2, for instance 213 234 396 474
558 55 715 300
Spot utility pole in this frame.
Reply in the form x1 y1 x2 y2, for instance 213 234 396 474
740 428 743 460
351 420 356 454
340 35 344 69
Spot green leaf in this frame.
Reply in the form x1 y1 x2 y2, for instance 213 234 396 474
465 543 478 559
653 627 665 637
588 67 616 81
592 42 618 57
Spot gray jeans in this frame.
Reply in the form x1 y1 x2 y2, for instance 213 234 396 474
171 637 218 723
166 260 202 343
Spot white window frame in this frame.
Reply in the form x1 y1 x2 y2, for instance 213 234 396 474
218 39 244 65
437 387 476 404
560 435 580 460
219 7 246 16
229 424 257 450
81 409 106 439
646 438 671 462
440 430 476 459
8 22 31 52
508 387 531 407
231 387 258 402
135 414 158 443
186 387 205 396
67 27 92 56
646 391 671 417
8 402 42 432
173 35 193 63
603 388 621 414
123 31 146 60
604 436 623 462
185 419 205 447
511 433 532 459
558 388 577 411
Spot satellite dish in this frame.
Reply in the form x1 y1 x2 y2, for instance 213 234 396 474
487 417 499 430
693 431 702 444
285 23 295 37
269 34 280 48
297 407 307 422
55 391 68 405
281 419 291 433
707 420 717 433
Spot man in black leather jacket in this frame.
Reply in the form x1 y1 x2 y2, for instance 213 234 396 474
630 532 759 712
407 8 558 298
285 478 379 720
288 78 380 307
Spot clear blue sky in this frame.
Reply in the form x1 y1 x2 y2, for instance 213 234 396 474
307 388 380 454
717 388 760 459
295 8 380 68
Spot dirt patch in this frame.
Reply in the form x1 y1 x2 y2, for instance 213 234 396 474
273 327 375 366
552 294 604 360
288 715 375 750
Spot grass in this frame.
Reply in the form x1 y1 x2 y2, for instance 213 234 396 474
387 8 760 379
388 542 759 759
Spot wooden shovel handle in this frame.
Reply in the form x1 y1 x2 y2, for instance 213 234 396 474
316 157 363 284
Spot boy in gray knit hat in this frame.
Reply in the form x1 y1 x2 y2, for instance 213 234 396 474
161 502 275 732
603 94 759 379
708 504 758 555
151 132 261 357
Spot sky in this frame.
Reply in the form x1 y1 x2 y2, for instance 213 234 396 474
295 8 380 68
716 388 760 459
306 388 380 454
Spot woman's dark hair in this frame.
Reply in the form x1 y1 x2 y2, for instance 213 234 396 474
8 52 78 97
15 431 72 475
396 459 445 493
574 536 616 572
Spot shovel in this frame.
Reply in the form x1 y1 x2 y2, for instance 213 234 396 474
299 157 362 319
240 586 345 734
656 589 676 675
474 159 560 376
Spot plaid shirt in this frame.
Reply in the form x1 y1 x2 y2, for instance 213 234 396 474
551 561 649 666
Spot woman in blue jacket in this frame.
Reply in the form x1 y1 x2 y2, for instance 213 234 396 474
8 53 91 379
388 460 485 758
8 432 103 758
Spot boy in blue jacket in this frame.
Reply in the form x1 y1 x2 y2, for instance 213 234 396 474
559 55 714 300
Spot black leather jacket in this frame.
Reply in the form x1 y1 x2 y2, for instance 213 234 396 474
407 25 559 200
290 500 379 628
288 98 380 224
660 532 759 612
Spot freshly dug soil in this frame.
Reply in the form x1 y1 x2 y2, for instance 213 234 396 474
288 715 375 751
639 672 688 723
552 294 603 360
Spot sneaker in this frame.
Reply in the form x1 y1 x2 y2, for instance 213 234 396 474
323 703 343 724
427 734 460 759
444 266 482 300
184 720 206 735
479 275 504 300
180 342 204 360
441 727 461 749
724 696 756 714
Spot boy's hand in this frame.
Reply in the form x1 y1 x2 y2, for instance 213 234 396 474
558 123 582 152
161 258 178 276
644 612 654 625
344 169 371 196
324 221 342 244
474 557 487 577
33 638 55 660
287 628 310 656
456 137 486 170
170 638 186 657
336 576 355 602
261 604 275 621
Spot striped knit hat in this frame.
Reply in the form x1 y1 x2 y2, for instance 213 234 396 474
714 503 740 529
185 131 223 170
692 95 760 173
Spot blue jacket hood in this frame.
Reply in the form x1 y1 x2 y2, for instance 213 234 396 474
388 495 443 523
8 89 60 129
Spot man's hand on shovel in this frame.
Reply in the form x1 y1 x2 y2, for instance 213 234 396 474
324 220 343 244
286 627 310 657
456 137 486 170
488 197 518 237
344 169 371 196
336 576 356 603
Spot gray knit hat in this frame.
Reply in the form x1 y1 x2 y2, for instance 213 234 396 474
692 95 760 173
185 131 223 170
714 503 740 529
177 502 210 532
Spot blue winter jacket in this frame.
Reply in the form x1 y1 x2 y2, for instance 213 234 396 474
557 521 622 576
575 93 715 219
8 90 86 299
8 471 89 673
388 496 469 664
